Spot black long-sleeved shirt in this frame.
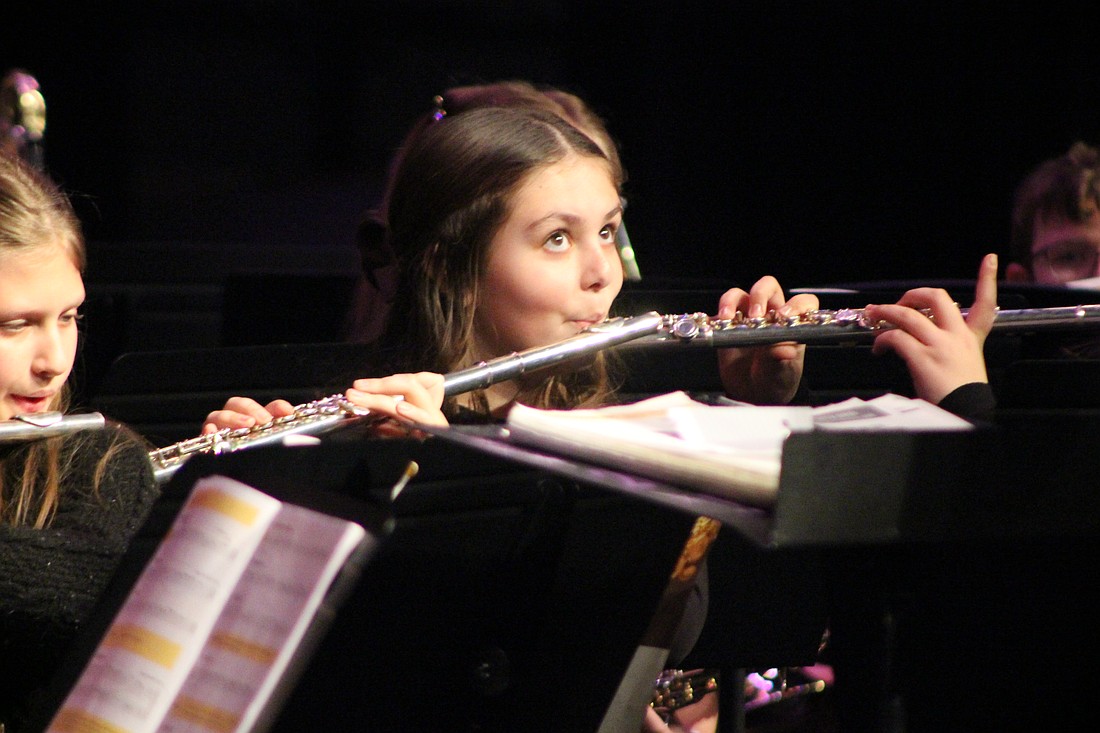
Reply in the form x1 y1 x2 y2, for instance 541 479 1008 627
0 425 158 732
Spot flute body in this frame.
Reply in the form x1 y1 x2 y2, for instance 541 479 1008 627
0 412 106 444
149 397 371 482
443 312 664 396
622 304 1100 349
148 303 1100 482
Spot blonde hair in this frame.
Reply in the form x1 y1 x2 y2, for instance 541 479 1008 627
0 151 94 527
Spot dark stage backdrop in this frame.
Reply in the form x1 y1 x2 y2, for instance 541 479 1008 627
4 1 1098 290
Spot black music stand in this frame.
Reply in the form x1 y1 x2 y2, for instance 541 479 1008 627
428 408 1100 732
743 414 1100 732
41 428 706 732
267 429 702 733
29 434 395 733
424 426 833 733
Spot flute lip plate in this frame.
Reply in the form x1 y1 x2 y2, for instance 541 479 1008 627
14 411 64 427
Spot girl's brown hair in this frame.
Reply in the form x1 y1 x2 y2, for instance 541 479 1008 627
377 106 625 416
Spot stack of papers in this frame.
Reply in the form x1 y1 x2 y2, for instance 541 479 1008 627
505 391 973 507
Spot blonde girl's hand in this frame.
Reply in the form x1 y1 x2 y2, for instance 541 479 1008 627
203 396 296 434
716 276 820 405
347 371 449 427
863 253 998 405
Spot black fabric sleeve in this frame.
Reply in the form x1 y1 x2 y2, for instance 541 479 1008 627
936 382 997 421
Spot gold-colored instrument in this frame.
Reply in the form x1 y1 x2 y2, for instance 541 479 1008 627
148 303 1100 482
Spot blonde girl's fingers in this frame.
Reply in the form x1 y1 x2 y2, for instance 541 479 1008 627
201 409 256 433
344 389 408 417
349 373 444 411
218 396 273 423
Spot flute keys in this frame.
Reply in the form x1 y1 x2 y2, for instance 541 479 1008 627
829 308 865 325
669 317 701 339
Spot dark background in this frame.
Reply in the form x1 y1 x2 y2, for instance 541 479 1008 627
4 1 1098 309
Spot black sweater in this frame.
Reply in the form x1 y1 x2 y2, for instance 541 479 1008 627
937 382 997 421
0 424 159 732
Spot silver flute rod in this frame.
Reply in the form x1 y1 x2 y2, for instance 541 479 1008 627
444 305 1100 394
149 302 1100 483
619 303 1100 349
442 311 664 397
153 315 664 482
150 396 370 483
0 411 106 444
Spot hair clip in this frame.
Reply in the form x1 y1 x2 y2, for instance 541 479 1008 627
432 94 447 122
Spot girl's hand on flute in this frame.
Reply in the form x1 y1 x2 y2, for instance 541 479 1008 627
203 396 296 434
201 371 447 437
347 371 449 427
864 253 998 405
716 276 820 405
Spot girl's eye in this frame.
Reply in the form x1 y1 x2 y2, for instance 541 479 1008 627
544 231 571 252
600 224 618 243
0 320 27 333
60 311 84 326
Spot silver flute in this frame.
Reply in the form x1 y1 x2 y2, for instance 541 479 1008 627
149 303 1100 482
620 303 1100 349
149 313 663 482
0 411 106 444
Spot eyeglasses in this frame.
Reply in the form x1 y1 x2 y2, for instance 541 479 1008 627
1032 240 1100 281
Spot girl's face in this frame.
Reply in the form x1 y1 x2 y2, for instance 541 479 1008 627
0 243 84 420
475 153 624 359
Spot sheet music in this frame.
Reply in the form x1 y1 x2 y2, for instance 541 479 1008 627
49 477 282 732
808 393 975 431
47 476 368 733
158 502 367 733
506 392 973 507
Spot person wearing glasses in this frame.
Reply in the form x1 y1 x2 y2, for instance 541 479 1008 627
1005 141 1100 286
1003 141 1100 359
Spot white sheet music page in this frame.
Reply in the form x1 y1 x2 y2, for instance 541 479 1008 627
157 502 367 733
809 393 975 431
506 391 973 507
506 391 811 507
48 476 282 733
46 475 369 733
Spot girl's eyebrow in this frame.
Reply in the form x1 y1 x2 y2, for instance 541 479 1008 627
527 204 624 231
0 297 85 321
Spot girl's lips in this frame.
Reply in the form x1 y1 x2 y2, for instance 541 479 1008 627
571 315 607 331
10 395 51 414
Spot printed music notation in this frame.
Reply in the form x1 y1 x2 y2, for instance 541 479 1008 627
46 476 372 733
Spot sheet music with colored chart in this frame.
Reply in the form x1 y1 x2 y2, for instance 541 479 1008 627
46 475 370 733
